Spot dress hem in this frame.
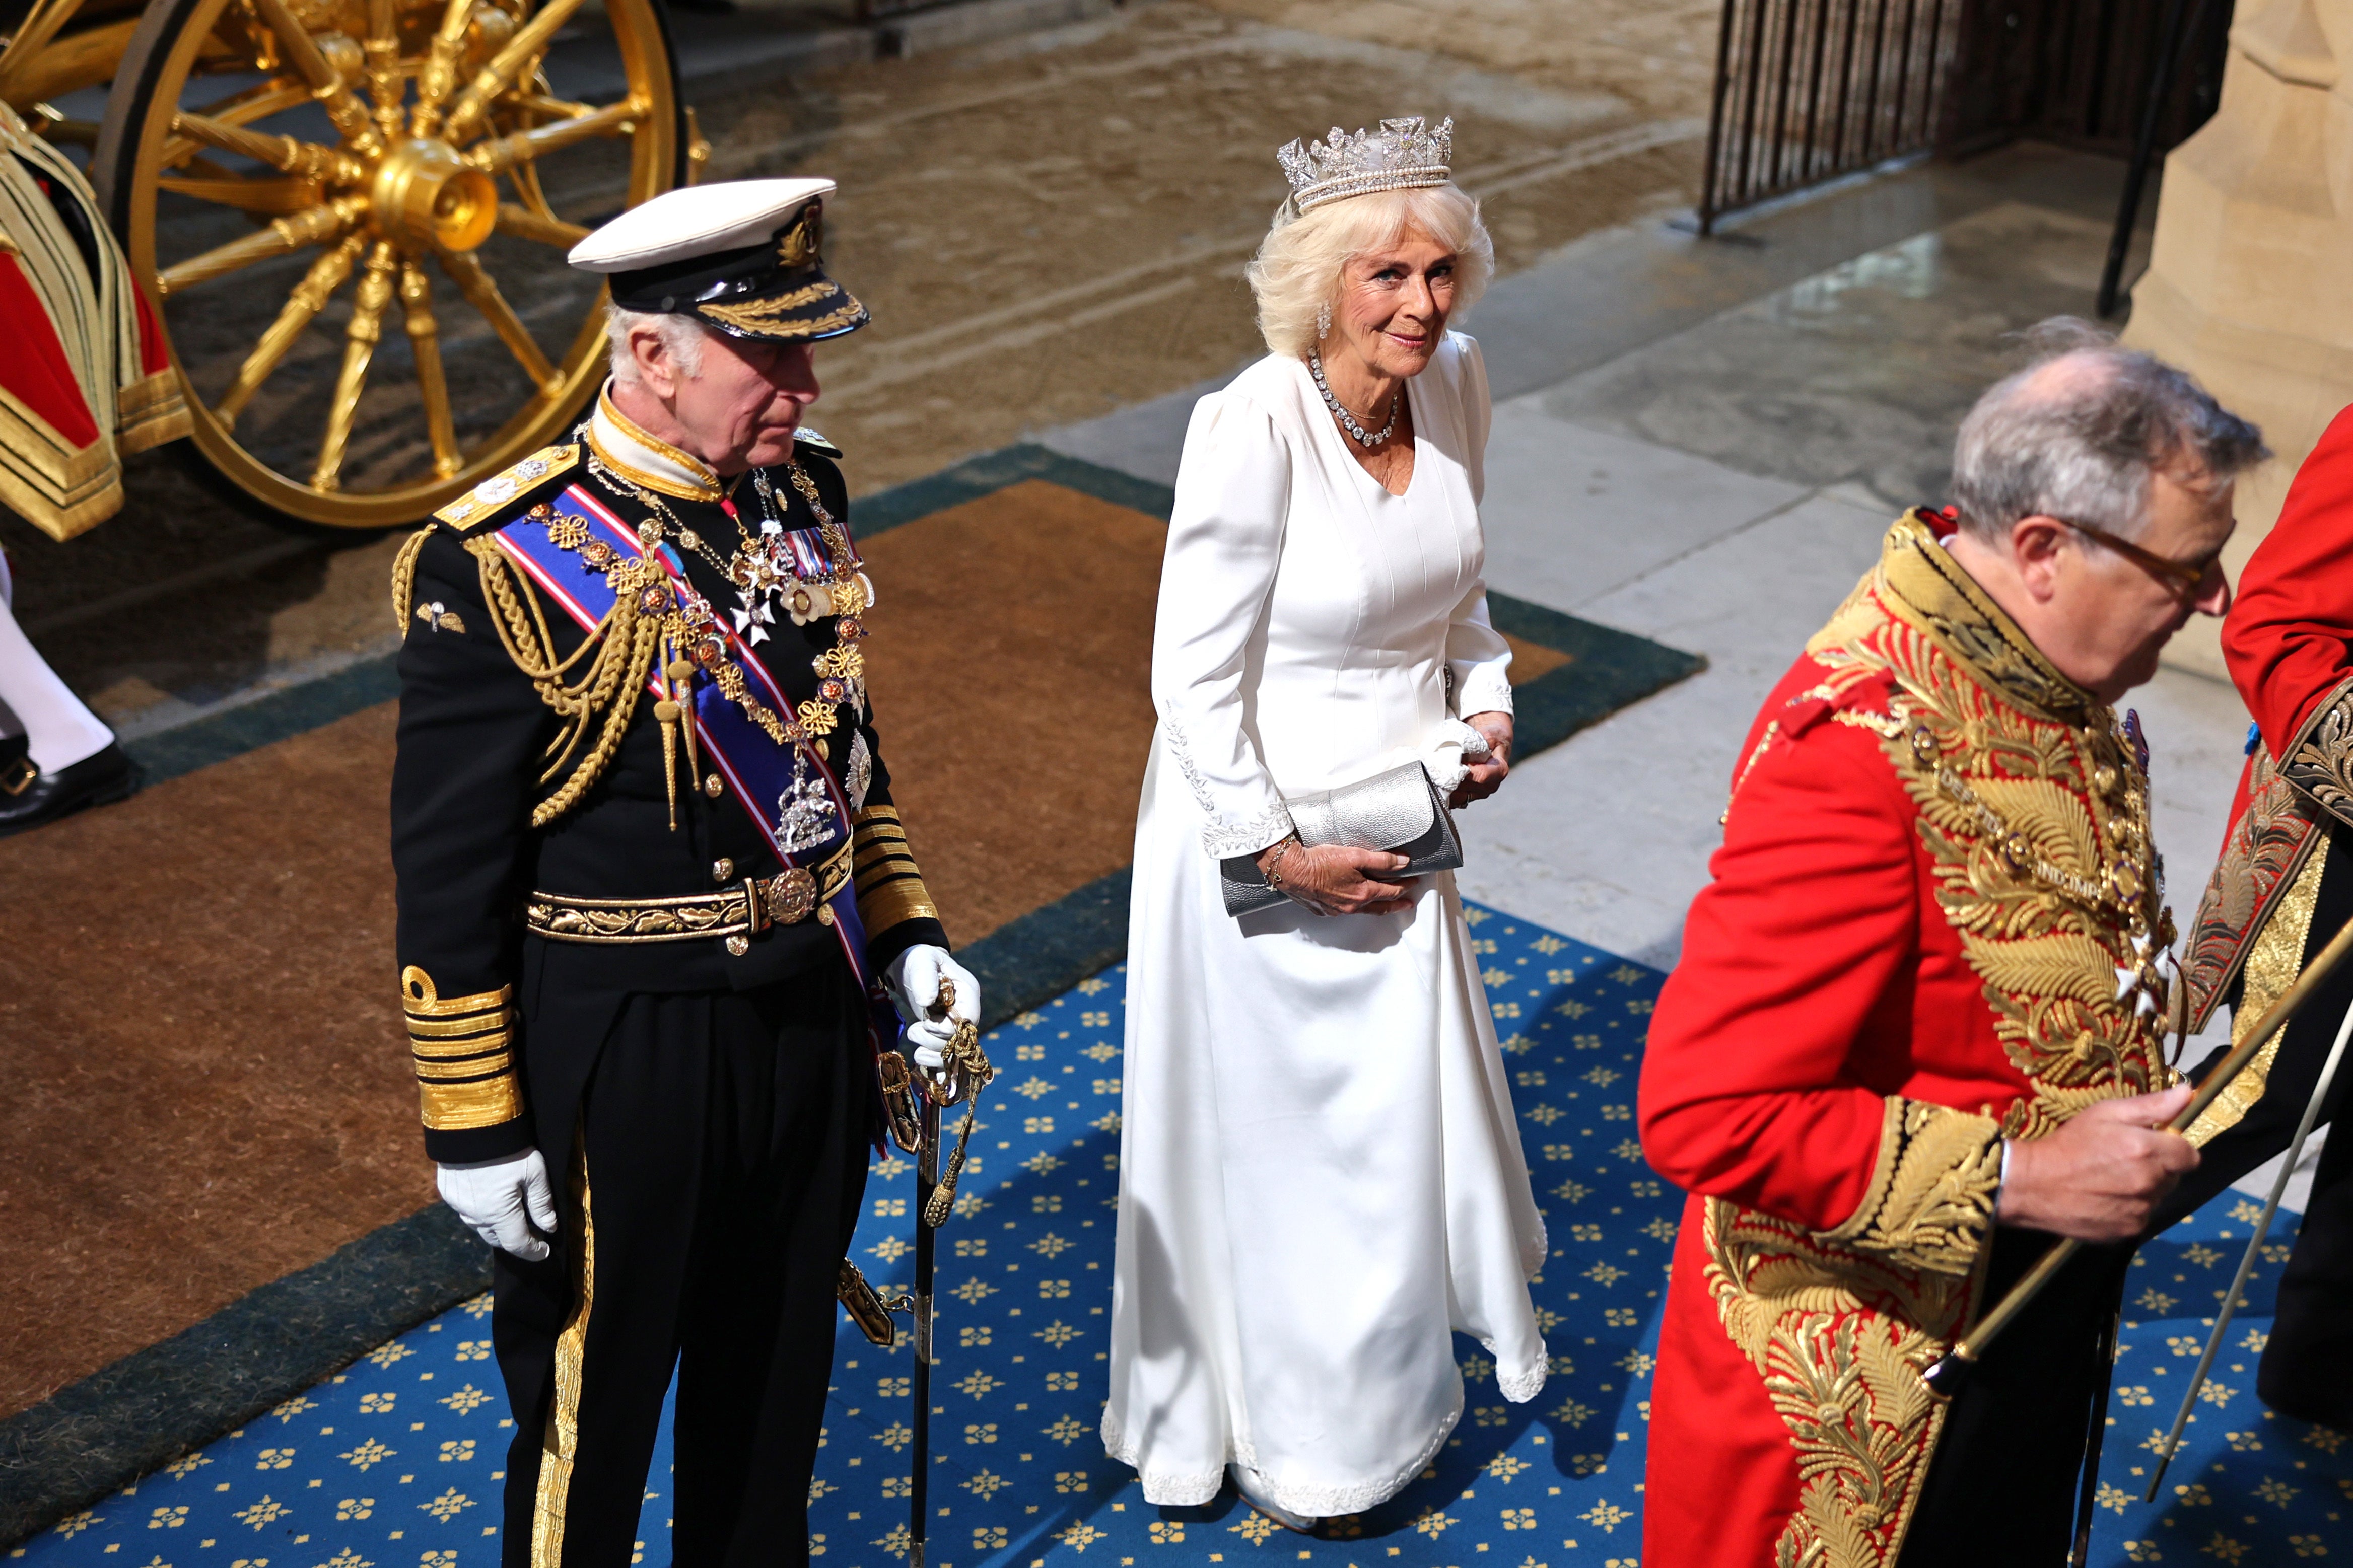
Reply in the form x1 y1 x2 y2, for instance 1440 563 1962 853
1103 1392 1465 1518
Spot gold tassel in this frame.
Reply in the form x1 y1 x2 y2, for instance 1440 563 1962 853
668 656 701 780
655 695 682 830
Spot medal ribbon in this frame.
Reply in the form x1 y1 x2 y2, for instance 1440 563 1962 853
495 484 872 988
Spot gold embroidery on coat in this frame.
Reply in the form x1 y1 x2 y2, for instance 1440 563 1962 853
1723 720 1782 824
1704 1198 1966 1567
1811 516 2172 1139
2181 744 2324 1032
2280 682 2353 826
1819 1098 2002 1275
2187 844 2328 1145
1702 514 2173 1565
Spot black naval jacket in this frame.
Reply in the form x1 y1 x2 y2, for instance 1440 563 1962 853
390 422 946 1164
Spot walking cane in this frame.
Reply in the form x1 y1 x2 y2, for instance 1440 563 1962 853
1920 906 2353 1398
2139 993 2353 1500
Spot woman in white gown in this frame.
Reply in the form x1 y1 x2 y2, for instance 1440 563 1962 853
1103 117 1548 1529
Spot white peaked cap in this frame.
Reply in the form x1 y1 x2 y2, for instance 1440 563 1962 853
568 178 839 273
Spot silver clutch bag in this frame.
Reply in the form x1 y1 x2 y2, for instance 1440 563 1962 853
1220 760 1463 917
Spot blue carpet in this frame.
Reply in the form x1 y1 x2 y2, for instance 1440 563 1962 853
12 906 2347 1568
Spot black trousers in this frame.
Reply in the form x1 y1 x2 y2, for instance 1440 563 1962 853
1898 1231 2133 1567
491 962 873 1568
2151 828 2353 1431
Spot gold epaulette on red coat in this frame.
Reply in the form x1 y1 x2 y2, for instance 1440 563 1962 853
1701 511 2175 1568
852 805 940 937
401 966 523 1132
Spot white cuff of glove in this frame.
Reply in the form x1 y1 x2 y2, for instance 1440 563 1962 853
437 1148 558 1262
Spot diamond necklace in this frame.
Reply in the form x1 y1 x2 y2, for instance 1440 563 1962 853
1308 350 1401 448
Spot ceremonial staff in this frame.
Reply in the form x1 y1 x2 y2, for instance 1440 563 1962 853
1920 907 2353 1398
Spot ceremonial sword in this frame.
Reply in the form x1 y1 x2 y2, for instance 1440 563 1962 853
1919 905 2353 1398
906 982 994 1568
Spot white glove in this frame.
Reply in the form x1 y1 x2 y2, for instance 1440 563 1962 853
883 944 980 1071
437 1149 559 1262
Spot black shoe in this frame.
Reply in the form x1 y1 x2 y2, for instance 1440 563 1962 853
0 742 141 837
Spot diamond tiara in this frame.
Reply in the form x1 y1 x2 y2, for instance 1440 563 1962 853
1276 116 1455 213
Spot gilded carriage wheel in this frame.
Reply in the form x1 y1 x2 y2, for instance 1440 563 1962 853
91 0 683 528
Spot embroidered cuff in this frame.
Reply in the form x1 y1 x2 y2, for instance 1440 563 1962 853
1816 1097 2002 1276
1200 802 1296 859
854 805 942 936
2280 678 2353 828
1455 670 1514 721
402 966 524 1132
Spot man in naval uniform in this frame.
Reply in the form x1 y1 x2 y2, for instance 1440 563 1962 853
389 177 975 1568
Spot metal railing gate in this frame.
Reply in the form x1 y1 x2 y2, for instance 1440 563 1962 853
1696 0 2234 235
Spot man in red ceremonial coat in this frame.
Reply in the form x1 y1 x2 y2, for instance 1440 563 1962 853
2167 403 2353 1432
1638 324 2267 1567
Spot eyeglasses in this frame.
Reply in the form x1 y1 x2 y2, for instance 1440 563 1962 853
2059 517 2226 596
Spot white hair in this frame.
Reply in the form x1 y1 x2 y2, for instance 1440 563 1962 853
1951 317 2267 544
1244 183 1494 360
604 305 709 383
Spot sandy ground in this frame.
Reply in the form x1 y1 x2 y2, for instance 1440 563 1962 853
720 0 1714 490
1 0 1718 724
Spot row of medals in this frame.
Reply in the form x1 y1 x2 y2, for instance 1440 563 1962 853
561 461 869 891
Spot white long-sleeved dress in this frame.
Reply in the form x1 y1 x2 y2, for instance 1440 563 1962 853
1102 333 1549 1519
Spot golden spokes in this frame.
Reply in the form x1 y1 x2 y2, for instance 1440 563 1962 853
151 0 657 494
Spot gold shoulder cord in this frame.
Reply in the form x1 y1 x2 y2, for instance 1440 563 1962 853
391 525 432 629
464 535 665 828
391 522 660 826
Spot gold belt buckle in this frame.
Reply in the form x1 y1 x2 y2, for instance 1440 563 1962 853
746 867 818 933
1 755 35 796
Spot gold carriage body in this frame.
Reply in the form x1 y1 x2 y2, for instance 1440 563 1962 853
0 0 705 526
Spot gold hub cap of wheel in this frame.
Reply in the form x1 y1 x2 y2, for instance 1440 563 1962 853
370 140 499 253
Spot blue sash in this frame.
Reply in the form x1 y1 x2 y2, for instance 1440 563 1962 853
495 483 872 988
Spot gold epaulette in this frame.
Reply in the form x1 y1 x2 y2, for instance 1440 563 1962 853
401 966 524 1132
853 804 941 936
433 443 581 531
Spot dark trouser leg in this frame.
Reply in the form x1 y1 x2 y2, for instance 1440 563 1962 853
487 965 872 1568
2261 1120 2353 1428
2153 832 2353 1426
496 991 715 1568
671 966 873 1568
1896 1233 2133 1568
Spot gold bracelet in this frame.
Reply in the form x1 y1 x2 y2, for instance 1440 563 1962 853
1263 834 1302 891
